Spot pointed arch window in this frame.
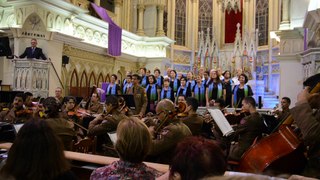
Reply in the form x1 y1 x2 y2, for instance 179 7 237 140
175 0 186 46
255 0 269 46
198 0 213 39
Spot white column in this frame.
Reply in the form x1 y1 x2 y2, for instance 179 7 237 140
279 0 290 30
137 4 145 36
156 4 165 36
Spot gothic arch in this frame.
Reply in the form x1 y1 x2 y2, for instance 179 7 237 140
97 73 104 87
80 71 88 98
88 72 96 87
105 74 110 82
69 69 79 97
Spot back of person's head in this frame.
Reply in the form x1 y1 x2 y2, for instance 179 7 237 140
186 97 199 111
105 95 119 108
170 136 226 180
42 97 60 118
115 117 151 163
0 120 69 180
243 96 256 108
157 99 175 114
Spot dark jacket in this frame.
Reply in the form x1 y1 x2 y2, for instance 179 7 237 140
19 47 47 60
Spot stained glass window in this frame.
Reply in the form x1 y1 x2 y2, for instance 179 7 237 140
255 0 269 46
175 0 186 46
198 0 213 39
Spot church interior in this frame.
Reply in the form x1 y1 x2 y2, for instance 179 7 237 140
0 0 320 179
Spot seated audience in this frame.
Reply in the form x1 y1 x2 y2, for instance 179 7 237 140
0 120 76 180
90 117 162 179
168 136 226 180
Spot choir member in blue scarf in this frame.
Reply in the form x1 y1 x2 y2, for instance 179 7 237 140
170 70 180 94
123 75 133 94
206 69 225 107
222 70 233 107
146 75 160 113
106 74 121 95
122 71 132 87
192 74 207 107
154 68 163 89
176 77 191 101
203 70 210 86
186 71 196 91
140 67 149 88
160 78 175 102
232 73 253 108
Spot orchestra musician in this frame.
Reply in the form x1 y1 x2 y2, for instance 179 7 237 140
54 87 64 109
86 92 103 114
61 96 82 124
290 73 320 178
88 95 128 153
273 97 291 121
147 99 192 164
0 93 32 124
42 97 75 150
181 97 204 136
228 96 265 161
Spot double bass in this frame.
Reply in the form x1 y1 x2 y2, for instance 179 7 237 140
234 83 320 174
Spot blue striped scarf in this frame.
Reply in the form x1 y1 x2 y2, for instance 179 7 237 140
123 83 132 94
233 85 248 106
161 87 172 99
194 84 206 102
187 80 195 90
107 84 117 95
141 76 147 87
146 84 157 101
156 76 162 87
208 82 222 99
173 78 179 92
176 86 187 97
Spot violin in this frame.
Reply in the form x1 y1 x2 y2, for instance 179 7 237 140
15 108 33 116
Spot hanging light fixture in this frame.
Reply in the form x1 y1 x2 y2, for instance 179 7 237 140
217 0 241 14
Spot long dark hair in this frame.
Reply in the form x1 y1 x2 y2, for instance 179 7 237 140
0 120 70 180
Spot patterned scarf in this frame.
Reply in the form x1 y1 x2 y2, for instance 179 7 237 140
233 85 248 106
107 83 117 95
208 82 223 99
194 83 206 103
161 87 172 99
146 84 157 101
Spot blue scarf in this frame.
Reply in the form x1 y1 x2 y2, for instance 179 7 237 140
173 78 179 92
161 87 172 99
107 84 117 95
141 76 147 87
123 83 132 94
146 84 157 101
233 85 248 107
187 80 195 90
208 82 222 99
156 76 162 87
176 86 187 97
194 83 206 102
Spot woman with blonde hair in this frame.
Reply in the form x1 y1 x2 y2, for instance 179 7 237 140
90 117 162 179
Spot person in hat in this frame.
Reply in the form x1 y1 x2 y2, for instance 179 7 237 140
290 73 320 178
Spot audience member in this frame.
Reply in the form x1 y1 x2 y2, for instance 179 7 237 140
18 38 47 60
90 117 162 179
0 120 76 180
168 136 226 179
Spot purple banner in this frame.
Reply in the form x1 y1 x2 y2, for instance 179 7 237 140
91 3 122 56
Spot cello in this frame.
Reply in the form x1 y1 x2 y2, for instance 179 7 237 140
234 83 320 174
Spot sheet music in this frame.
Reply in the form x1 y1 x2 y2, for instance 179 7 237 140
107 131 117 145
208 109 234 136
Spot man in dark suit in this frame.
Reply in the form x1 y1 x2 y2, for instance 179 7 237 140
19 38 47 60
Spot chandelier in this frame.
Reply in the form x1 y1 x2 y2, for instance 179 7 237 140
217 0 241 14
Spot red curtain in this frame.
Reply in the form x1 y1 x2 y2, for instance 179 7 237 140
225 1 243 43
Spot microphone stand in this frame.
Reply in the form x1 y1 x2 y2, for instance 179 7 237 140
48 58 64 89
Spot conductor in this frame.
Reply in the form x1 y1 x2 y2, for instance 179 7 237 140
19 39 47 60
